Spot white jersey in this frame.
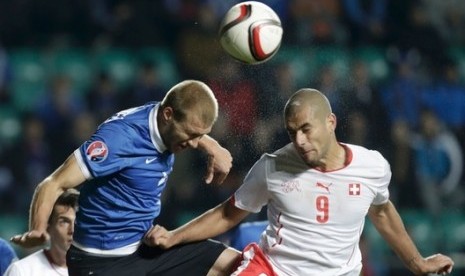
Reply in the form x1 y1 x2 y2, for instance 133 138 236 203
233 143 391 276
4 250 68 276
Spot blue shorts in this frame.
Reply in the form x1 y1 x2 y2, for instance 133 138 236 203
67 240 227 276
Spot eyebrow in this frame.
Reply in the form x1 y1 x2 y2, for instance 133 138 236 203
183 122 210 137
287 122 311 132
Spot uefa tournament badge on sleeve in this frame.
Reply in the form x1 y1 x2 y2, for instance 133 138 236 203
86 141 109 163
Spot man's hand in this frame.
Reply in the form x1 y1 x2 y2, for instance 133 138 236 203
144 225 178 249
10 230 50 248
421 254 454 275
204 144 232 185
411 254 454 275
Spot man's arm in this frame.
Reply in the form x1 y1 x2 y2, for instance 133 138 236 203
145 199 250 249
198 135 232 184
11 154 86 248
368 201 454 275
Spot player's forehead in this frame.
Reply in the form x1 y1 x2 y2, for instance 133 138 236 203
285 105 317 128
285 104 316 123
177 114 212 136
180 102 216 126
51 205 76 221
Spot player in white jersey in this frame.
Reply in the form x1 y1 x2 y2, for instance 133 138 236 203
147 88 454 275
5 189 79 276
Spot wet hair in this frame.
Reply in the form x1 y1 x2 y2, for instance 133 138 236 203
48 189 79 224
161 80 218 126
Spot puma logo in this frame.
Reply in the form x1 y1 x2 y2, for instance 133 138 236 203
316 182 331 193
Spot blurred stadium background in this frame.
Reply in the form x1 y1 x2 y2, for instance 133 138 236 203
0 1 464 275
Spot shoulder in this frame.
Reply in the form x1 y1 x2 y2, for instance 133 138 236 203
439 131 462 149
345 143 390 176
260 144 307 174
5 250 47 275
97 104 156 139
14 250 47 266
0 239 16 255
253 144 295 166
267 143 299 160
101 103 156 129
346 143 387 163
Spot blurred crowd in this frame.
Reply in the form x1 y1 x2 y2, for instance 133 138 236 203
0 0 464 273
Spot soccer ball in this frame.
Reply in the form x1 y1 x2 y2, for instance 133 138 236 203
219 1 283 64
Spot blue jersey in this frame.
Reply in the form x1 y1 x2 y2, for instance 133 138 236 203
0 238 17 275
73 102 174 250
230 221 267 251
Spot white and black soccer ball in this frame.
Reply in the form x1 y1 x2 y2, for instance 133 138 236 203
219 1 283 64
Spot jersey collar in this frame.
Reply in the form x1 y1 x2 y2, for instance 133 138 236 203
149 103 168 153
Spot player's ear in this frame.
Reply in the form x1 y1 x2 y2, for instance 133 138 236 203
327 113 337 132
161 106 174 122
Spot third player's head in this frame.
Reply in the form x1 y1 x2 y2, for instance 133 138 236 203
47 188 79 255
159 80 218 153
284 89 338 168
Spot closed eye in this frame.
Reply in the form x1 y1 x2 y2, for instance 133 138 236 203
302 127 312 134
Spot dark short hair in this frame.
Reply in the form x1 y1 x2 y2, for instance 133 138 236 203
48 189 79 224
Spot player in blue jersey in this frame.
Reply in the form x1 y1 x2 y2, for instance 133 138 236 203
11 80 240 275
0 238 18 275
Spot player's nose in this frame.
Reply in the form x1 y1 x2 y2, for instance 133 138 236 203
69 221 75 235
295 130 306 146
187 137 201 148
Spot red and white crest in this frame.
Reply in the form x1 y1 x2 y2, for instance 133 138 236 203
348 183 361 196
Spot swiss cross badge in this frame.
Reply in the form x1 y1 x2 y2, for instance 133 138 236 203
349 183 361 196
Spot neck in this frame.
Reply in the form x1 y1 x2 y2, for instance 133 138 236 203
316 143 346 171
44 248 67 267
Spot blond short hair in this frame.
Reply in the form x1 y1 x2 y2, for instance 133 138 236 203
161 80 218 126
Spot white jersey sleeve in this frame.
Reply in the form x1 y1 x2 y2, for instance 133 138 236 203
233 154 270 213
371 151 391 205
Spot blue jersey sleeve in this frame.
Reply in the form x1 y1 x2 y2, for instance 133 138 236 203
78 121 132 178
